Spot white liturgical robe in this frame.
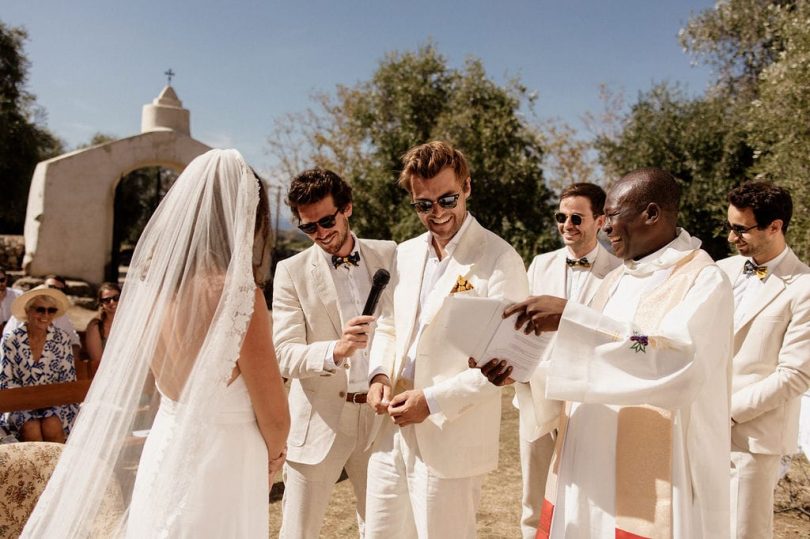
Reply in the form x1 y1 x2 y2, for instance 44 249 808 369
543 230 734 539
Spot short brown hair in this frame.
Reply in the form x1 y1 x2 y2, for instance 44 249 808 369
398 141 470 192
559 183 608 215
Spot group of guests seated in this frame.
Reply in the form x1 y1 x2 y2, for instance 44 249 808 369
0 271 120 443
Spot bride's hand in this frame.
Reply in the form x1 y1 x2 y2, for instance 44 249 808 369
268 447 286 485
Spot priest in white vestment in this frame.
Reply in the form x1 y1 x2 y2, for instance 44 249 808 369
479 168 734 539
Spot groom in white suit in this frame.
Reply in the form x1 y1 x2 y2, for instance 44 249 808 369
515 182 620 538
719 182 810 539
364 141 529 538
272 168 395 538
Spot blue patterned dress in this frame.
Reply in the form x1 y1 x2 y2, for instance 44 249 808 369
0 324 79 436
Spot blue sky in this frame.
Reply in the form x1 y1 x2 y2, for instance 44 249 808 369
5 0 716 186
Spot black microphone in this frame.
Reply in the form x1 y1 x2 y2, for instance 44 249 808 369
362 269 391 316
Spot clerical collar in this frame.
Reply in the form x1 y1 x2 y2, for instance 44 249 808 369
566 244 599 269
623 228 702 277
425 212 472 260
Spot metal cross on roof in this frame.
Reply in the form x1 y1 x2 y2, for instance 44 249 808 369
164 68 175 85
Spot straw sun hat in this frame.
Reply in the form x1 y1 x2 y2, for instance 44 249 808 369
10 285 70 321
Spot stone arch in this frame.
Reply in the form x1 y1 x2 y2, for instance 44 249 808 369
23 130 210 284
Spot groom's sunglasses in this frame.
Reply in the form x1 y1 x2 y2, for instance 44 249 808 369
554 212 590 226
410 193 461 214
298 209 341 234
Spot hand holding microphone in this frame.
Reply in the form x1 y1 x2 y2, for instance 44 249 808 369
333 269 391 363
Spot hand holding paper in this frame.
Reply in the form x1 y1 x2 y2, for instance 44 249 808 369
503 295 568 334
433 295 551 383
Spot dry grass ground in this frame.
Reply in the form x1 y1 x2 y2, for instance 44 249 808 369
268 387 810 538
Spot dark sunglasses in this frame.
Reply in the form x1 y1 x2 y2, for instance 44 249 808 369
554 212 589 226
410 193 461 214
0 276 6 283
100 295 120 305
725 222 759 236
32 306 59 315
298 209 341 234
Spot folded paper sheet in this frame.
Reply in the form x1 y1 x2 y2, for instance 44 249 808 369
430 295 548 383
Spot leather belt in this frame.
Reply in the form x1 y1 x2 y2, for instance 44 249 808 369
346 392 367 404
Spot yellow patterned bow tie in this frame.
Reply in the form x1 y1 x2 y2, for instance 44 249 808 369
743 260 767 280
332 251 360 269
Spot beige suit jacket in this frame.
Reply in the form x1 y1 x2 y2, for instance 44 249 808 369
515 243 621 441
719 249 810 455
368 216 529 479
272 238 396 465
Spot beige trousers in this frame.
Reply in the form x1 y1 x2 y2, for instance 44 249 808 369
519 431 555 539
364 421 483 539
730 439 781 539
279 401 374 538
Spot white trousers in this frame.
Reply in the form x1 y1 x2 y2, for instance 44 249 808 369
730 439 781 539
519 431 555 539
364 421 483 539
280 401 374 539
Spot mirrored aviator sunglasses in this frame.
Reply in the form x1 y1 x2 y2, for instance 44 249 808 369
410 193 461 214
298 209 340 234
554 212 583 226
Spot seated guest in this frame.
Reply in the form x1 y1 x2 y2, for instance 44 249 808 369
85 282 121 375
0 267 22 334
2 275 81 359
0 285 79 443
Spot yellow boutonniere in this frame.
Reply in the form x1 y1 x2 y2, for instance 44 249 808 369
450 275 474 294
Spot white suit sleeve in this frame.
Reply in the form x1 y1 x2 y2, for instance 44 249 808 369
271 262 334 379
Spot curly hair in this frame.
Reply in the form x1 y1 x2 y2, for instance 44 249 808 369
286 168 352 221
728 182 792 233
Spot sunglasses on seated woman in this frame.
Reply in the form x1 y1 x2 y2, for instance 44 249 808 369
100 295 120 305
298 209 341 234
32 306 59 315
410 193 461 214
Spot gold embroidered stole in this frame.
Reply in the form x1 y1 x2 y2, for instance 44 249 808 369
537 249 713 539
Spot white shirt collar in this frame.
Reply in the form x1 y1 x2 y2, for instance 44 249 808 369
748 245 789 274
566 243 599 265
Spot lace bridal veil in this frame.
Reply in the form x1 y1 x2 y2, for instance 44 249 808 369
22 149 273 537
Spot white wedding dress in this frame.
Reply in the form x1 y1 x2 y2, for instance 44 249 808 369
21 150 278 538
128 375 268 538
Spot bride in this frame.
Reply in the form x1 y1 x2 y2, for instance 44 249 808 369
22 149 290 537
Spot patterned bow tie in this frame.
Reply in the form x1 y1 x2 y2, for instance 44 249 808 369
566 257 591 268
743 260 767 280
332 251 360 269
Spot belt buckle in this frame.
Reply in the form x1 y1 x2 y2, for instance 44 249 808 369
350 392 365 404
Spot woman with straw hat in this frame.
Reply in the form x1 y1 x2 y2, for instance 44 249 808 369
0 285 78 442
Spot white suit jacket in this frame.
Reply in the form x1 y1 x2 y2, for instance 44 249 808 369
368 216 529 479
719 249 810 455
515 243 621 441
272 238 396 465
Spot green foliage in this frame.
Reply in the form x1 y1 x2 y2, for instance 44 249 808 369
268 44 557 261
595 84 753 260
744 1 810 260
0 21 64 233
602 0 810 261
114 167 178 247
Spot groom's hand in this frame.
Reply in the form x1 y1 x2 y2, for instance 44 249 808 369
368 374 392 415
388 390 429 426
